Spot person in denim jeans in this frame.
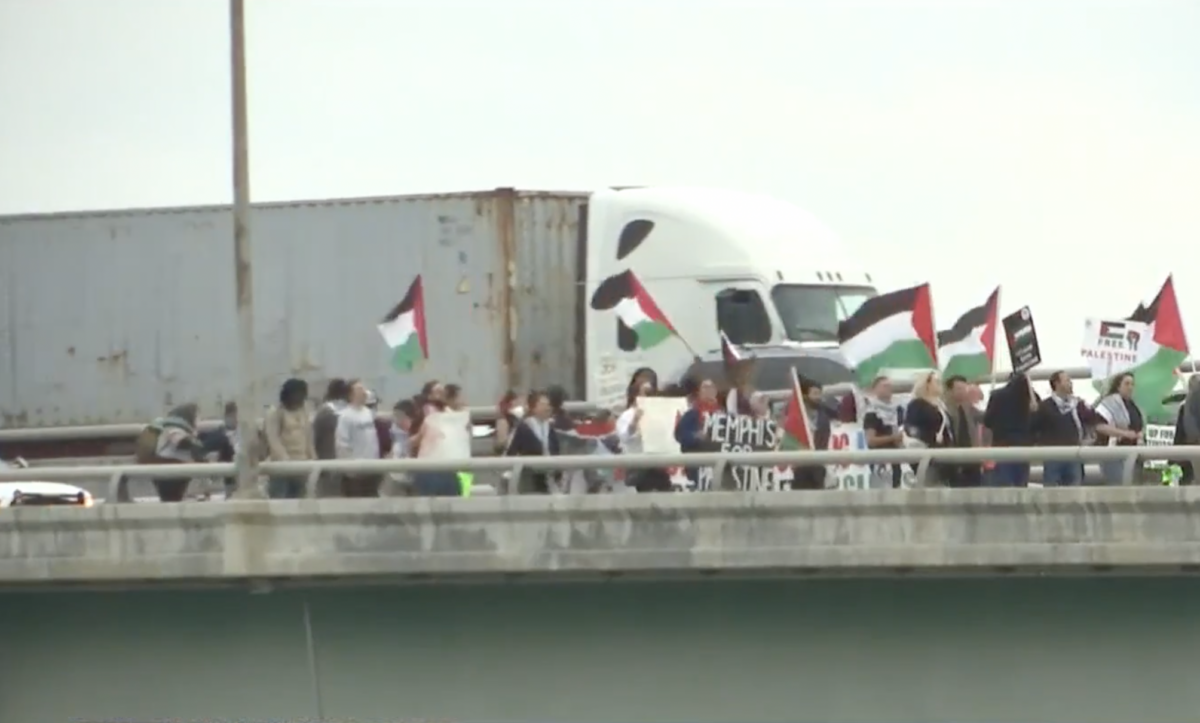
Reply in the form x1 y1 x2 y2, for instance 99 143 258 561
1033 371 1104 486
983 373 1039 487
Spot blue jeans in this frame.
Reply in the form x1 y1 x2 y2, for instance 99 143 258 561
1042 461 1081 487
989 462 1030 487
268 476 306 499
413 472 461 497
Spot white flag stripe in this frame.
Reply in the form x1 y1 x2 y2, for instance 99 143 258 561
377 310 416 349
840 310 919 365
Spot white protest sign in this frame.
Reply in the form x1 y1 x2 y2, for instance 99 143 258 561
1081 318 1152 380
1143 424 1176 469
636 396 690 454
825 421 914 490
417 409 472 460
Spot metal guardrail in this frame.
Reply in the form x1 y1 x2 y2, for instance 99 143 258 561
0 363 1138 444
0 446 1193 502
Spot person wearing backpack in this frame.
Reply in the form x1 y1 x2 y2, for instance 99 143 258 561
263 378 316 498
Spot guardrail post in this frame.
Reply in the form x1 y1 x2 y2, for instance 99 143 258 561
304 466 323 499
712 459 729 491
506 463 524 495
915 454 933 488
1122 451 1141 486
108 471 131 503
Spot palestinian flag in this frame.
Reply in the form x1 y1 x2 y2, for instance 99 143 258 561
377 275 429 372
937 287 999 381
781 366 816 450
1119 276 1189 421
838 283 938 386
612 271 676 349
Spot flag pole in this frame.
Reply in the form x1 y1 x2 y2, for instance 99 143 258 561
989 286 1001 394
229 0 262 500
675 332 701 360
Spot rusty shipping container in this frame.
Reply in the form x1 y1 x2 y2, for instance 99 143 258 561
0 189 588 427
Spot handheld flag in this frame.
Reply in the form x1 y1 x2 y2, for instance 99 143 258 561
781 367 816 451
838 283 938 387
1112 275 1190 422
377 275 429 372
937 286 999 380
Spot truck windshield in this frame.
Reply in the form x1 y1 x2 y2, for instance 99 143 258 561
771 284 876 342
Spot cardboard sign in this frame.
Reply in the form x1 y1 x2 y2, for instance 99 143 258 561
1002 306 1042 374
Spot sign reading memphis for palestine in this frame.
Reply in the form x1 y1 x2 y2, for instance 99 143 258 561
690 413 793 492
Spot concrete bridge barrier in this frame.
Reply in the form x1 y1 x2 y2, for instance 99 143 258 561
4 487 1200 587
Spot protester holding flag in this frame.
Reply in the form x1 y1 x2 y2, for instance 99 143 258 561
1093 372 1145 485
785 375 833 489
982 372 1040 487
719 331 756 415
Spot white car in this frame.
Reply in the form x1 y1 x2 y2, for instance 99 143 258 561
0 458 94 508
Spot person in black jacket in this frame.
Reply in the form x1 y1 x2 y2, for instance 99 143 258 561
1034 371 1105 486
904 371 951 485
506 390 561 494
1170 375 1200 484
943 375 983 487
983 372 1040 486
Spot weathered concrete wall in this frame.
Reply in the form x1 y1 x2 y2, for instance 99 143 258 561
2 578 1199 723
4 488 1200 585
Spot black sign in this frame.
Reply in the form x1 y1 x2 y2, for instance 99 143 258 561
693 413 791 492
1002 306 1042 374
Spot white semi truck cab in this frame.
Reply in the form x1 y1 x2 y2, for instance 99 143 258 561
580 186 878 401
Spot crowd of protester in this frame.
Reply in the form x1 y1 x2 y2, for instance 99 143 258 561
128 358 1200 502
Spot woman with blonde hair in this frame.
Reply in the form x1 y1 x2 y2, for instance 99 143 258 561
903 370 952 485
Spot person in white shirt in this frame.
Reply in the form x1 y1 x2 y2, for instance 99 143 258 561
615 381 672 492
334 380 382 497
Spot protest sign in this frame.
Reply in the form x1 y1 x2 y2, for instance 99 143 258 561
636 396 690 454
692 413 792 492
1081 318 1151 379
1142 424 1176 469
417 409 472 459
825 421 916 490
1002 306 1042 374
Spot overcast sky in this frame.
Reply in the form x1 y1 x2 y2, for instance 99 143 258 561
2 0 1198 372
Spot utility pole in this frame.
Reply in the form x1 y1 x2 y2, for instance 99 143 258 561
229 0 261 498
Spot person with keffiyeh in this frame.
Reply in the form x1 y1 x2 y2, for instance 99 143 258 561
1093 372 1145 485
1033 371 1106 486
862 376 906 488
